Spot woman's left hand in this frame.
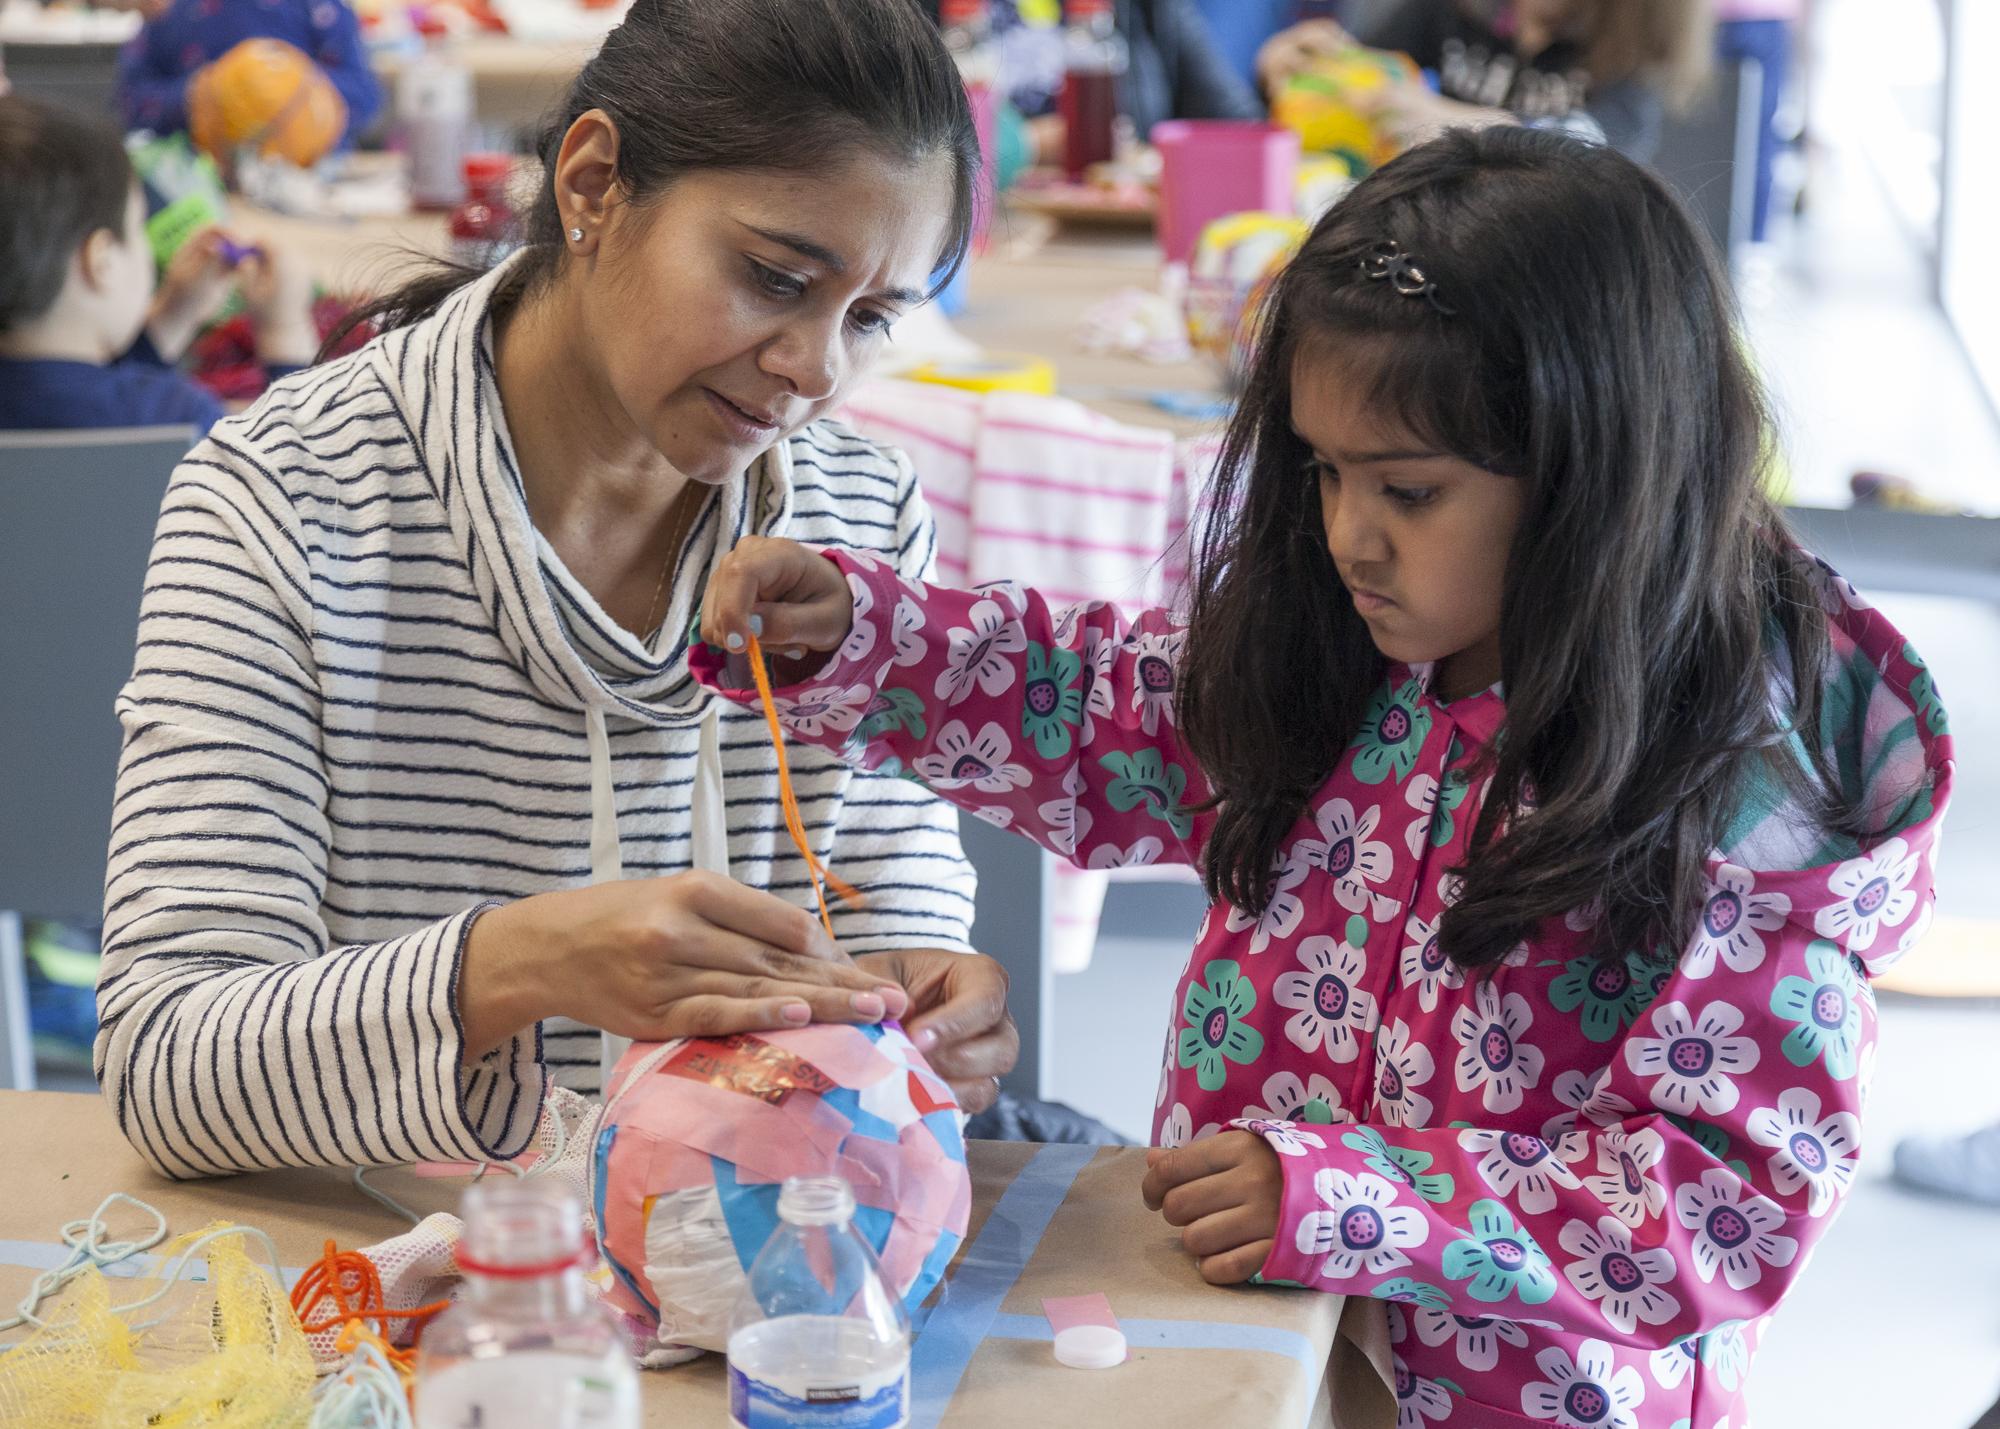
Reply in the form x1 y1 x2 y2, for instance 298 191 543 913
1142 1131 1284 1285
854 949 1016 1114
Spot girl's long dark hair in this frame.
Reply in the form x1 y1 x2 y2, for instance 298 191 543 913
330 0 979 348
1180 127 1856 970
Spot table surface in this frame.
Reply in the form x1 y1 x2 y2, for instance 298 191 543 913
0 1090 1371 1427
229 199 1226 437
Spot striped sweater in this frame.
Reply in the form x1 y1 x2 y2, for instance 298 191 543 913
94 264 977 1180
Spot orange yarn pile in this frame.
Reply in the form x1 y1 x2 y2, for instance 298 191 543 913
289 1240 449 1383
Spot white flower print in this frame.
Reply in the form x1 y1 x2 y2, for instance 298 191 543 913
1039 763 1091 856
774 683 872 739
1585 1127 1669 1227
1451 980 1546 1115
1158 1102 1220 1149
1404 774 1439 858
1412 1307 1529 1373
1223 855 1309 955
1245 1070 1346 1129
1296 1168 1429 1279
1746 1087 1861 1218
913 721 1030 793
1683 864 1791 978
1560 1216 1681 1335
1399 911 1461 1015
1649 1338 1698 1390
1674 1170 1798 1290
1392 1354 1456 1428
1375 1020 1437 1129
1238 1117 1327 1157
1857 1038 1879 1115
1438 870 1467 908
1079 629 1119 741
1086 837 1165 870
838 573 877 664
1814 837 1920 953
969 805 1013 830
1543 1066 1638 1141
891 593 927 668
1050 600 1100 647
933 598 1026 705
1293 798 1396 919
1125 629 1184 735
1564 902 1604 934
1877 898 1934 974
1275 935 1379 1063
1155 1056 1170 1110
1625 1001 1761 1117
1521 1340 1647 1429
1459 1129 1587 1215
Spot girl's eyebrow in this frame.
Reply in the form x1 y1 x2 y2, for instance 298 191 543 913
1291 430 1450 466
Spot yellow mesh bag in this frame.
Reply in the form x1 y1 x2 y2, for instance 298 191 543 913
0 1223 316 1427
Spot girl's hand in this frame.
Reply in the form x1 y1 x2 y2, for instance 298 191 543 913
457 870 911 1059
853 949 1017 1114
701 535 855 658
147 228 237 361
1142 1131 1284 1285
1256 18 1358 93
238 245 321 367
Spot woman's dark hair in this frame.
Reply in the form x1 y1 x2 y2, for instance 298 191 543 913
0 96 136 333
1180 126 1856 971
339 0 979 345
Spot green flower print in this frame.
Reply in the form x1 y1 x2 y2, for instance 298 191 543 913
850 687 928 749
1666 1114 1753 1182
1428 765 1472 848
1771 938 1865 1079
1100 749 1193 838
1370 1278 1452 1311
1178 960 1265 1091
1548 950 1659 1044
1699 1321 1750 1393
1341 1129 1456 1203
1019 642 1085 759
1905 643 1949 737
1349 679 1433 785
1441 1200 1557 1306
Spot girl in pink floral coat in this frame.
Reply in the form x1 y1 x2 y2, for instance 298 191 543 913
694 127 1955 1428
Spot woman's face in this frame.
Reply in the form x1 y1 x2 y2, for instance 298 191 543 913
579 149 956 485
1291 349 1524 701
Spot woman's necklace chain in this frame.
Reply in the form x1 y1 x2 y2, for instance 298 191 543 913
640 485 704 642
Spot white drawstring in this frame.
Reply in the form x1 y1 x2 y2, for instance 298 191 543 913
585 703 624 885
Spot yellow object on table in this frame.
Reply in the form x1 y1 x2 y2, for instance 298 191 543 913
902 353 1059 396
1272 49 1420 174
0 1091 1395 1428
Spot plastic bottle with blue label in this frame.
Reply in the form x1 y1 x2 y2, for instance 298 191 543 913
727 1176 912 1429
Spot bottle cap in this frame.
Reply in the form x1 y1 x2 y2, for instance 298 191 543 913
1053 1323 1127 1369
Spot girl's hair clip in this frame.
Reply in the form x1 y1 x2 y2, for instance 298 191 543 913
1359 240 1456 316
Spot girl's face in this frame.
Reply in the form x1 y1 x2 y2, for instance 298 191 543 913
1291 349 1525 701
577 148 956 485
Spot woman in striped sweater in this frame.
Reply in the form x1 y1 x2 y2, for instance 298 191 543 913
95 0 1017 1179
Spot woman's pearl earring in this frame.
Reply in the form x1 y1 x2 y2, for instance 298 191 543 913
568 227 584 243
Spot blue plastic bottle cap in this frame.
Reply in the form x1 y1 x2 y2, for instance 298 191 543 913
1053 1323 1127 1369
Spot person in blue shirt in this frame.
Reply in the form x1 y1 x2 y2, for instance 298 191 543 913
0 96 319 436
117 0 382 145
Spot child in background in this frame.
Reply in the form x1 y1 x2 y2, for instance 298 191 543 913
117 0 381 150
696 128 1951 1426
0 96 318 435
1262 0 1714 162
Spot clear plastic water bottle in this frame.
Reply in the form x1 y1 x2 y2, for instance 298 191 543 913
727 1176 912 1429
414 1180 641 1429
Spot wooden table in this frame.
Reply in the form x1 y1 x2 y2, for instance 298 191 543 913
0 1091 1390 1428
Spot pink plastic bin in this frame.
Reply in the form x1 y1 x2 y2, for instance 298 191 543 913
1153 120 1301 266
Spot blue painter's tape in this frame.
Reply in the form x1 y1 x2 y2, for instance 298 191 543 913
904 1143 1095 1429
986 1310 1321 1375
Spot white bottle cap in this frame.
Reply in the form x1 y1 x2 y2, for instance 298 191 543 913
1053 1323 1128 1370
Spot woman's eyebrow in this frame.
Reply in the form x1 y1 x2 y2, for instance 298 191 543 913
741 223 925 305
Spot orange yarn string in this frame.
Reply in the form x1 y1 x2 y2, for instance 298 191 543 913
289 1239 450 1376
745 632 863 937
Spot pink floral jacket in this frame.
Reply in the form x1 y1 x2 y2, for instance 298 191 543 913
694 550 1953 1429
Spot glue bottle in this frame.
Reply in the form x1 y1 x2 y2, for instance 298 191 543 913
414 1181 640 1429
726 1176 911 1429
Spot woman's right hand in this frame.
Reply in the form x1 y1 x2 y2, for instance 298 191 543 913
700 535 855 659
458 870 909 1058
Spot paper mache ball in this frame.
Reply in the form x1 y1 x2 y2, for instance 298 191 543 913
590 1023 972 1361
188 38 347 169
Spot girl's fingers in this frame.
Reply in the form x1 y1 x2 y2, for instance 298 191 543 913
1158 1168 1244 1228
1179 1205 1274 1260
1198 1239 1272 1287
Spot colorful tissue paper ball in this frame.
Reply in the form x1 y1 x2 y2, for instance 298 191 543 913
591 1023 972 1359
1185 212 1309 384
188 39 347 169
1271 48 1420 174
